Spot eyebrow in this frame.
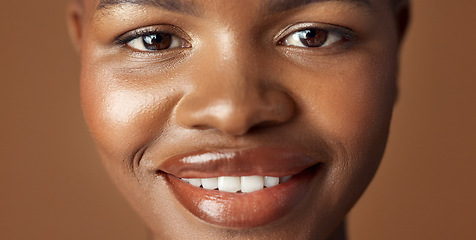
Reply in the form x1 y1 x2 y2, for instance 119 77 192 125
265 0 374 13
96 0 373 16
96 0 199 15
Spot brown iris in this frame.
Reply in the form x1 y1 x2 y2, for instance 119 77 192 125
299 29 328 47
142 33 173 51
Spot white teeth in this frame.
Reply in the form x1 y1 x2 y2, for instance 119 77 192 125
279 175 292 183
180 175 293 193
187 178 202 187
201 177 218 190
264 176 279 187
241 176 264 193
218 176 241 193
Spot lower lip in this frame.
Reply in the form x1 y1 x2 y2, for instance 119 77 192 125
163 165 320 229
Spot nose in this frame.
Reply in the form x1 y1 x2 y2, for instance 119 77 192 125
174 49 295 136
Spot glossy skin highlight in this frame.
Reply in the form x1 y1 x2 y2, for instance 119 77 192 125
68 0 409 239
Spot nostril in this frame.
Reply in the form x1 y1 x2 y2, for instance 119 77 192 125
190 124 216 131
248 120 286 133
174 80 296 136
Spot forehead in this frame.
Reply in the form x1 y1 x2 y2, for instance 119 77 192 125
94 0 373 10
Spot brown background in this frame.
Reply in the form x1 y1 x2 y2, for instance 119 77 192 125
1 1 475 239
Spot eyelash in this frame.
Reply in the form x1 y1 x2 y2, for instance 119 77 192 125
114 24 354 52
115 27 191 52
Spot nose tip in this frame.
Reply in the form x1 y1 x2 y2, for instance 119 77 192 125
175 86 295 136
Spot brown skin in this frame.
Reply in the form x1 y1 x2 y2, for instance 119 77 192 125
68 0 409 239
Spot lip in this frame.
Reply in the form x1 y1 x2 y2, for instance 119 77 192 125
158 147 320 178
157 147 324 228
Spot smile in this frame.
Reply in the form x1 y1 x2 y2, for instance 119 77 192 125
157 147 324 228
180 175 293 193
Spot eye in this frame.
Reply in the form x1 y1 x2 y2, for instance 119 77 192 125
278 28 346 48
126 32 191 52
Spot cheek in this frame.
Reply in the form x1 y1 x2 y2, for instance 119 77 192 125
285 44 398 199
289 53 396 146
79 62 180 172
320 59 396 150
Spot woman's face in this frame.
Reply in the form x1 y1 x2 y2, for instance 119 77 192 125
71 0 401 239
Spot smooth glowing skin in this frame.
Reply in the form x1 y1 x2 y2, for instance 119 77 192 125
69 0 409 239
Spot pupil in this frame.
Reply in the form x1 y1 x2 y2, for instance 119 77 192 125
306 30 317 38
300 29 328 47
143 33 172 50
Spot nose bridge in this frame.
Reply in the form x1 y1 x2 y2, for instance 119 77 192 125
174 31 294 135
192 29 257 102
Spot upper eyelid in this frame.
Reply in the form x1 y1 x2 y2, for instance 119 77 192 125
114 25 190 45
114 28 158 45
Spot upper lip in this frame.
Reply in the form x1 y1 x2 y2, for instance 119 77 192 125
157 147 325 178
